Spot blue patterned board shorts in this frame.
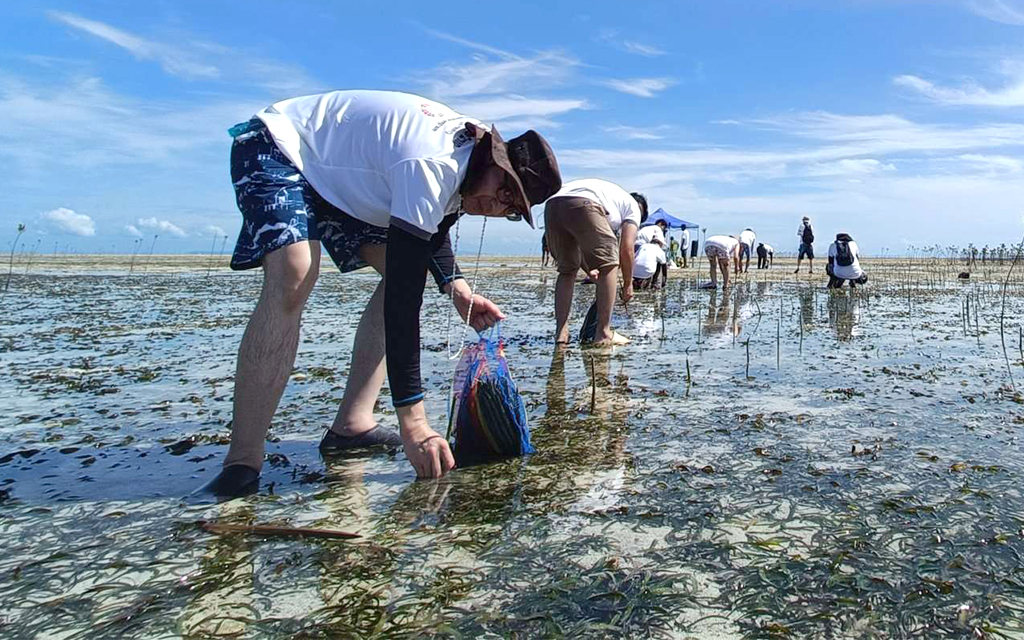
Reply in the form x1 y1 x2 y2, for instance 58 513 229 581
228 119 387 272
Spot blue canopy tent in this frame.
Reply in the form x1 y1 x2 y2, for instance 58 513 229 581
641 208 699 230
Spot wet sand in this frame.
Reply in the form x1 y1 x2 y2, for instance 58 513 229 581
2 254 1023 638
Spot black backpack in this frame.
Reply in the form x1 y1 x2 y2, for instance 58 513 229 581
835 240 853 267
802 224 814 244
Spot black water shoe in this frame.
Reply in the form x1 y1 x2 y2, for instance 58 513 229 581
193 464 260 500
319 426 402 456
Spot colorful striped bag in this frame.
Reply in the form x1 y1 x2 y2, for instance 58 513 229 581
450 324 534 467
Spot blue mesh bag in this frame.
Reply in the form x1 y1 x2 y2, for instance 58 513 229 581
449 324 534 467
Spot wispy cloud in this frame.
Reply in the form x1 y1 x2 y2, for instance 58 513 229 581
894 64 1024 106
455 95 588 128
48 11 322 94
39 207 96 236
602 124 675 140
596 29 667 57
50 11 219 80
125 224 142 237
623 41 667 57
601 77 676 97
416 28 587 130
964 0 1024 25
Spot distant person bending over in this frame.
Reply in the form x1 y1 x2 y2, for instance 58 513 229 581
795 216 815 274
679 226 690 268
633 242 668 290
738 227 756 273
636 219 668 250
827 233 868 288
700 234 741 289
756 242 774 269
198 90 562 497
545 179 643 345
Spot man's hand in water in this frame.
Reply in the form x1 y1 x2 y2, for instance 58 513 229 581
448 280 505 331
397 402 455 479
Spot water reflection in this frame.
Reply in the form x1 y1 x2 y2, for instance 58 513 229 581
797 286 816 331
703 290 742 340
827 290 861 341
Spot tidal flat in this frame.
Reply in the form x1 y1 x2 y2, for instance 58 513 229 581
2 254 1023 639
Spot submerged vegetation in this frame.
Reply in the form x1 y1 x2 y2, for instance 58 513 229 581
1 253 1023 638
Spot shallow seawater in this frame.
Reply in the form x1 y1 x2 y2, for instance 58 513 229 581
2 259 1024 639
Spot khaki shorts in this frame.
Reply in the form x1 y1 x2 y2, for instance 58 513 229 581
544 197 620 275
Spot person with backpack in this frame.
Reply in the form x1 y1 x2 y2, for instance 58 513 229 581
827 233 868 288
795 216 815 274
756 242 774 269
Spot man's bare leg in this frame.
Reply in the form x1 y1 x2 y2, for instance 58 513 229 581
554 271 576 343
223 241 320 472
593 264 618 343
721 258 731 288
330 245 387 436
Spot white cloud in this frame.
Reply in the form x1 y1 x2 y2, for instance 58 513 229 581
202 224 227 237
125 224 142 237
49 11 219 80
602 124 675 140
39 207 96 236
802 158 897 177
623 41 667 57
137 217 186 237
894 69 1024 107
601 77 676 98
965 0 1024 25
48 11 323 95
596 29 667 57
420 50 581 99
455 95 588 127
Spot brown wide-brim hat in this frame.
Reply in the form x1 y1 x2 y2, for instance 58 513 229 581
485 125 562 228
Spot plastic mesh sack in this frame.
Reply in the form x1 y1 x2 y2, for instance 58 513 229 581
450 324 534 467
578 301 599 344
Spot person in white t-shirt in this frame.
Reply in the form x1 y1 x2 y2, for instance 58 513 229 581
633 243 668 289
544 179 644 345
738 228 756 273
198 90 562 498
636 219 668 250
701 235 741 289
679 227 691 267
827 233 868 288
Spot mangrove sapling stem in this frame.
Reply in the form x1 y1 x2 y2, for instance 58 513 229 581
205 232 218 277
744 339 751 379
799 312 804 355
999 235 1024 391
975 292 981 347
1019 325 1023 370
777 308 781 370
589 354 597 414
3 223 26 297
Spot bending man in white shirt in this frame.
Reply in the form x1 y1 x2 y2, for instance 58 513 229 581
701 235 742 289
200 90 562 497
544 179 643 345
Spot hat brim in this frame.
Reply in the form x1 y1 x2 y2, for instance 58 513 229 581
488 126 534 228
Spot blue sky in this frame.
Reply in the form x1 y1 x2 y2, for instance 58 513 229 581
3 0 1024 256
